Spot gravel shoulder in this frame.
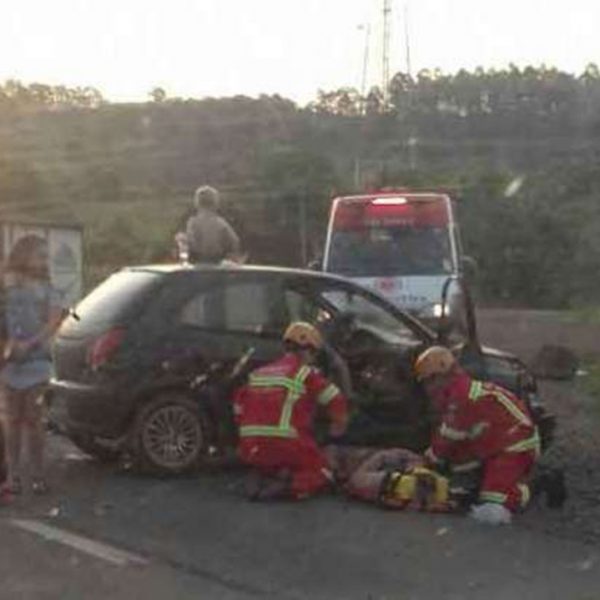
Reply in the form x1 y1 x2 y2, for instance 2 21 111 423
478 309 600 545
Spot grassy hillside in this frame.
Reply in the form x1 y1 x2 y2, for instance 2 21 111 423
1 67 600 305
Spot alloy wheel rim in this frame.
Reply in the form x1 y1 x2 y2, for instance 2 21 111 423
143 404 202 469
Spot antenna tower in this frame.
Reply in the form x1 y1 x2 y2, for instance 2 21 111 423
382 0 392 104
403 0 412 78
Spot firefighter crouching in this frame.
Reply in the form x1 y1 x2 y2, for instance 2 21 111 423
414 346 540 525
233 322 348 501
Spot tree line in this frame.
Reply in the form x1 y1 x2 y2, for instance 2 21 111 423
1 66 600 308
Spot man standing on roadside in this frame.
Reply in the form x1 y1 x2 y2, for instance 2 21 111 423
185 185 241 264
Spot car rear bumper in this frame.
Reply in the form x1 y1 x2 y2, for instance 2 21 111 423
48 378 132 439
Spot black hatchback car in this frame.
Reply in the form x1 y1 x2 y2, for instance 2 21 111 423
49 264 552 475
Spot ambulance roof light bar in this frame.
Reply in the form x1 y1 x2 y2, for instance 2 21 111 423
371 197 408 205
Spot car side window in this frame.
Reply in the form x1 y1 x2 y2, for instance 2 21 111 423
180 291 217 328
180 280 284 334
320 285 423 345
283 289 331 324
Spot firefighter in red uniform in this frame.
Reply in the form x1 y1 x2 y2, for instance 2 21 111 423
234 322 348 501
414 346 540 525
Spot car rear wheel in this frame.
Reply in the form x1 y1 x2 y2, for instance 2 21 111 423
131 392 209 475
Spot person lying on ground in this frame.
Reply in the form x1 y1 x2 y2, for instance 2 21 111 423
327 445 473 512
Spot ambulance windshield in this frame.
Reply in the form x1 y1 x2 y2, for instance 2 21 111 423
327 224 454 278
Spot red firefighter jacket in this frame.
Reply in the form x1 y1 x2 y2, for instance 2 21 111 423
233 353 347 440
426 371 540 471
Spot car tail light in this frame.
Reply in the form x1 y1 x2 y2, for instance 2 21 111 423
88 328 125 371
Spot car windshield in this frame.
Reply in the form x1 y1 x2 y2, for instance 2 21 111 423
314 283 429 345
327 225 454 277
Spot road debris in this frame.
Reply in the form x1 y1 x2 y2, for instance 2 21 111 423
576 557 596 572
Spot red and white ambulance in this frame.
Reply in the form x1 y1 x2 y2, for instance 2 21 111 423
322 190 466 330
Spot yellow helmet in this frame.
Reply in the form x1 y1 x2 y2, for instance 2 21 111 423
283 322 323 350
414 346 456 381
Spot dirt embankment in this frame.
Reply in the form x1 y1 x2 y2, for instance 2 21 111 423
477 309 600 365
478 309 600 543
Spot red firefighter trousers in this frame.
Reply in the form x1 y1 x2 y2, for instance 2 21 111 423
238 437 331 499
479 449 536 512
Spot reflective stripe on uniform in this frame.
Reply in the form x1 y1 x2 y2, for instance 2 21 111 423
506 429 541 456
440 422 487 442
239 425 297 439
469 380 532 427
248 375 305 395
451 460 481 473
279 366 312 430
241 365 313 439
470 422 488 439
468 380 484 400
518 483 531 508
479 490 508 504
440 423 469 441
318 383 340 406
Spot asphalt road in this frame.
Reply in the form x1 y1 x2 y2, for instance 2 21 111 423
1 308 598 599
0 434 598 600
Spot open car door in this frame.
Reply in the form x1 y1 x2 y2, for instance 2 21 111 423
281 275 436 450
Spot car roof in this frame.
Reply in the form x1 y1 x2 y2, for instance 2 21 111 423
124 262 354 284
122 263 437 341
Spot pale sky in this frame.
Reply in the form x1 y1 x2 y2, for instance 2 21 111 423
1 0 599 104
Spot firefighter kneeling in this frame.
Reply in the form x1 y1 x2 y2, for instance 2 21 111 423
233 322 348 501
414 346 540 525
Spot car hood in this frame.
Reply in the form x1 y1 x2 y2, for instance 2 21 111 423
479 344 521 363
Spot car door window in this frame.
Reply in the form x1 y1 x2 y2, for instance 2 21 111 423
319 285 425 345
180 279 284 335
283 279 426 345
284 289 332 324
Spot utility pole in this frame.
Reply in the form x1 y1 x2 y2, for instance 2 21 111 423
359 23 371 114
382 0 392 105
403 0 412 78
